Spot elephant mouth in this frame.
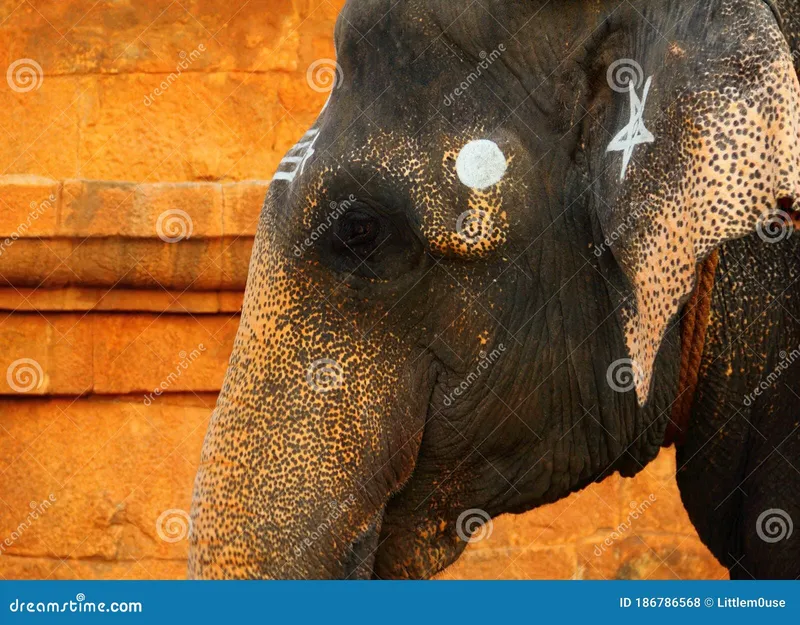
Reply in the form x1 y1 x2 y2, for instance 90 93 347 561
342 509 384 579
366 359 462 580
320 360 440 580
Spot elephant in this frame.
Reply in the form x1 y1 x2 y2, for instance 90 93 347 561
189 0 800 579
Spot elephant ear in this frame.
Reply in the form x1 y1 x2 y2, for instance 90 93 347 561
599 3 800 406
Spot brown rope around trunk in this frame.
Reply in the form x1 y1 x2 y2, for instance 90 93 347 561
663 250 720 448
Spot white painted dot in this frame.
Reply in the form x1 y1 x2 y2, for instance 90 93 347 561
455 140 507 190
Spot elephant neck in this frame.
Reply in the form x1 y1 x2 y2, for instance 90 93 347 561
663 250 720 448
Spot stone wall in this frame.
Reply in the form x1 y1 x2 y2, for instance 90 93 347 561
0 0 726 580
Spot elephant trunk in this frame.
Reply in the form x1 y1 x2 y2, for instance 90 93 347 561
188 248 425 578
188 405 381 579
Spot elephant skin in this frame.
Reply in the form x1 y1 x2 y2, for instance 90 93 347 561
189 0 800 579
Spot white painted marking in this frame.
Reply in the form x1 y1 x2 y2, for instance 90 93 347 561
455 140 507 190
321 90 333 114
606 76 655 180
272 129 321 183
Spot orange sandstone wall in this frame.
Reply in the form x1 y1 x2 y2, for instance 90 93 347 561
0 0 726 580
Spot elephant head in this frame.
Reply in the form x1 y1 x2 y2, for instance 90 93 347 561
189 0 800 579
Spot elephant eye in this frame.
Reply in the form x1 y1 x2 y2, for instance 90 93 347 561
316 199 425 282
334 210 383 257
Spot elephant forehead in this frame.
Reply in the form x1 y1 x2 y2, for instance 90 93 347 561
307 130 521 259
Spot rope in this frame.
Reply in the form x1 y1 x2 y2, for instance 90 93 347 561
663 251 719 447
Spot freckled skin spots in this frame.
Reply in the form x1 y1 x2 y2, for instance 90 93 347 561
607 10 800 404
190 0 800 580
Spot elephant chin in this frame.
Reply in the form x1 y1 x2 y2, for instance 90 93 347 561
372 490 470 579
340 510 384 580
373 523 469 580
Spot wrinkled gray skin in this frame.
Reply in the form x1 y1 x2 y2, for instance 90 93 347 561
189 0 800 579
